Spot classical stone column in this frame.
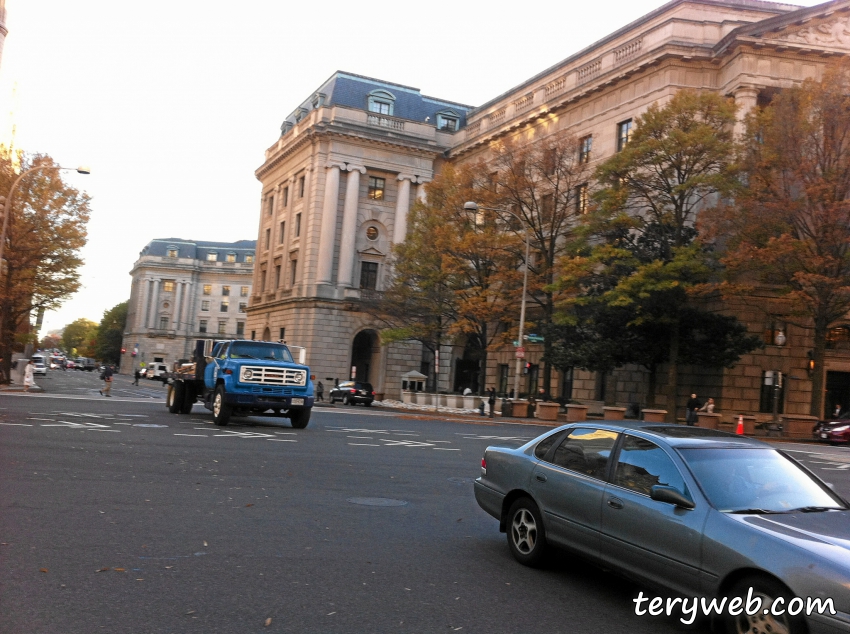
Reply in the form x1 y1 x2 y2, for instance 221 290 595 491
394 174 414 244
316 163 344 285
149 279 161 329
733 86 760 138
139 278 151 329
416 177 430 203
337 164 366 288
173 281 184 331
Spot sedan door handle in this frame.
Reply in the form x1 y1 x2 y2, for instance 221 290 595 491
607 497 624 510
536 474 547 483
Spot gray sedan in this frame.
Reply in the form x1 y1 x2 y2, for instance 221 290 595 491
474 422 850 634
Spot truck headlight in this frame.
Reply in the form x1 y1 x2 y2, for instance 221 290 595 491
243 369 253 380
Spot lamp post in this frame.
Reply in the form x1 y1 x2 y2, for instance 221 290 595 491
0 164 90 267
463 201 530 402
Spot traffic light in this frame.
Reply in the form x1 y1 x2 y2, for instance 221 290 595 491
524 362 531 375
121 348 126 354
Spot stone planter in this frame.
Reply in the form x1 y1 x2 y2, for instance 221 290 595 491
696 412 721 430
602 406 626 421
401 391 414 404
413 392 429 406
782 414 819 439
564 404 588 422
444 395 463 409
463 395 477 410
642 409 667 423
536 402 560 421
512 401 530 418
374 393 384 402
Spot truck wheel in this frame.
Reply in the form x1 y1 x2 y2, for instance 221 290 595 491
212 385 231 426
290 408 311 429
179 384 194 414
168 382 184 414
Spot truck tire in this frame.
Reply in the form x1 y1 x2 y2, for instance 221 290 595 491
212 385 231 426
289 408 311 429
168 382 184 414
179 383 194 414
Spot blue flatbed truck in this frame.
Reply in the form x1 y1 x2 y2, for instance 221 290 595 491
165 339 314 428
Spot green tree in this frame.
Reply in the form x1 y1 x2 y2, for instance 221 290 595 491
703 63 850 417
0 151 90 382
62 318 98 358
557 90 757 418
95 301 128 365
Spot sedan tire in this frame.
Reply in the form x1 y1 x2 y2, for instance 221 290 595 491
507 498 547 567
342 394 350 406
724 575 805 634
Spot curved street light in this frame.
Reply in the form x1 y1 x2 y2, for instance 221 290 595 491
0 164 90 266
464 201 530 402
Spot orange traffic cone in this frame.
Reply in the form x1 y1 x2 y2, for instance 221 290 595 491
736 415 744 435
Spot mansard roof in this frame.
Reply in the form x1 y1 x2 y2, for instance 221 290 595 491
280 71 473 130
139 238 256 261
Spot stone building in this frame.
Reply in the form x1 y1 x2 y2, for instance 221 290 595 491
249 0 850 419
120 238 256 374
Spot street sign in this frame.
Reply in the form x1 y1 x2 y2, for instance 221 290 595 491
526 334 544 343
515 347 525 359
513 340 520 347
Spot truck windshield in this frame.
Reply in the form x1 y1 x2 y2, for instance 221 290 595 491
229 342 294 363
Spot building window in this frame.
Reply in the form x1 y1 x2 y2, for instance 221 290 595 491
162 280 175 293
559 367 574 402
360 262 379 290
368 177 385 200
760 371 785 414
541 194 554 221
265 228 271 250
201 300 210 312
238 302 247 313
576 184 589 214
222 285 230 296
251 330 256 340
236 322 245 336
498 364 509 396
826 326 850 350
436 113 458 131
295 213 301 237
203 284 212 295
207 252 218 262
367 89 395 116
159 316 169 330
279 327 286 341
199 319 208 333
167 248 178 258
617 120 632 152
245 254 254 264
290 259 298 286
218 321 227 335
282 186 289 207
226 253 236 263
764 319 787 346
279 221 286 244
299 176 305 198
579 135 592 164
260 268 267 293
240 286 249 297
220 300 229 312
275 264 281 289
266 195 274 215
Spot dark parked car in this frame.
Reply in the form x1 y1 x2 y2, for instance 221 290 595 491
813 414 850 445
474 422 850 634
329 381 374 406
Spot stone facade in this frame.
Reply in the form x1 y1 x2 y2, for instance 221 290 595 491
249 0 850 415
120 238 256 374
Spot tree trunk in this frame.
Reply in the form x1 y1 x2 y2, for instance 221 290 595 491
810 322 828 418
477 324 488 397
646 363 658 409
666 319 680 423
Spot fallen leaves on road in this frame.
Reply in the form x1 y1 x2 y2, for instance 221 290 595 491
245 503 253 507
96 567 109 573
114 568 126 572
39 568 48 573
264 618 272 626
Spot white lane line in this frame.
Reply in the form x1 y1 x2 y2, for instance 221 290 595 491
347 436 373 439
268 439 297 442
434 448 460 451
86 429 121 433
0 422 33 426
274 432 297 435
426 440 452 443
174 433 208 437
26 418 55 421
348 443 380 446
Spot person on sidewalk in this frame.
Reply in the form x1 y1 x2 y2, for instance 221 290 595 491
316 381 324 402
100 365 114 397
698 398 715 414
488 387 496 418
133 368 141 386
23 359 36 392
686 393 701 426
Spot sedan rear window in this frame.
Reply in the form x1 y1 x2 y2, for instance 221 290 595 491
680 448 846 513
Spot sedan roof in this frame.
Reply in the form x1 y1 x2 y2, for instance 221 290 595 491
559 420 770 449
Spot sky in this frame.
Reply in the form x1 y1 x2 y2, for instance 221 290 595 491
0 0 827 336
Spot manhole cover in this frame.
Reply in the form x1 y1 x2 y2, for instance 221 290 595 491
133 424 169 428
347 497 408 507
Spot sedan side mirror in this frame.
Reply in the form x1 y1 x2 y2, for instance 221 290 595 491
650 485 695 509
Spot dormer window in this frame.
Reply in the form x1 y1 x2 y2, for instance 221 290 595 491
207 252 218 262
367 90 395 116
226 253 236 263
436 112 459 132
167 246 178 258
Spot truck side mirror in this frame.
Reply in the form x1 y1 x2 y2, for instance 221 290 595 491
203 339 214 361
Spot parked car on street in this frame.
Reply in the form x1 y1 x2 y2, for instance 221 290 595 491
474 422 850 634
31 355 48 376
329 381 374 406
64 359 76 370
146 363 168 381
813 414 850 445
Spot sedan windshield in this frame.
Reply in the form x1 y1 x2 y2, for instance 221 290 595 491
229 342 293 363
679 448 846 513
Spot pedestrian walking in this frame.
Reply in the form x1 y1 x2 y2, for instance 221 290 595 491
316 381 324 402
23 359 36 392
100 365 114 397
686 393 701 426
488 387 496 419
133 368 141 386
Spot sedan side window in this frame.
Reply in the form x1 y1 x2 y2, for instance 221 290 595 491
534 430 568 460
614 435 687 496
550 428 618 479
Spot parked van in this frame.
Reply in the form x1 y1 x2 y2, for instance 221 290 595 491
31 354 48 376
146 363 168 381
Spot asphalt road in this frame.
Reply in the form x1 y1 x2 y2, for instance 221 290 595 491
1 370 849 634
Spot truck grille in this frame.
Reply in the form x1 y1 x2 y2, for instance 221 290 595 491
240 366 307 387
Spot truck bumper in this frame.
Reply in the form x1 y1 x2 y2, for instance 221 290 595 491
223 393 314 409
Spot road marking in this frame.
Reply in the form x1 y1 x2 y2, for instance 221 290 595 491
174 434 208 437
457 433 532 442
268 439 297 442
328 427 391 434
348 443 380 446
347 436 373 439
434 448 460 451
86 429 121 433
0 422 33 426
213 430 276 439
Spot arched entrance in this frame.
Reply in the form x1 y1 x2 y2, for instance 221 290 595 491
351 330 379 383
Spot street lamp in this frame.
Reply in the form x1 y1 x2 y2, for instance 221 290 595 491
0 164 90 267
463 201 530 402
